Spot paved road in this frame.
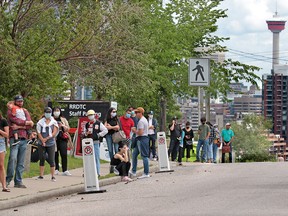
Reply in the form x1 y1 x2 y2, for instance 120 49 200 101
2 162 288 216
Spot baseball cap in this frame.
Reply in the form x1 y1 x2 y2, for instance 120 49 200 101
225 122 231 126
172 116 178 120
44 107 52 113
148 111 154 115
134 107 145 114
14 95 24 101
86 110 95 116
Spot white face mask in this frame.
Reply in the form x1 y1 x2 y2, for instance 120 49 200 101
148 115 153 119
53 111 60 117
111 112 117 118
88 115 95 121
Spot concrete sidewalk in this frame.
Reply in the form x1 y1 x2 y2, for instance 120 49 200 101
0 161 159 211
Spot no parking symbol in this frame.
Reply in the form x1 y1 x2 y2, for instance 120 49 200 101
84 146 93 156
158 137 165 145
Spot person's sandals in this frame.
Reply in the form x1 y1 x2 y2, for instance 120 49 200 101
2 188 10 192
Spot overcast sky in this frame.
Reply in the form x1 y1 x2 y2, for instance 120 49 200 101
216 0 288 86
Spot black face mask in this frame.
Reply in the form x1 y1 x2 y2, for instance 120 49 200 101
186 126 189 129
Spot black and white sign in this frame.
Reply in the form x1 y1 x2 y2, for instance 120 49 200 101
48 100 110 121
189 58 210 86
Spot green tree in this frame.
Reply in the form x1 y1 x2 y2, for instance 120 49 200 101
231 115 273 162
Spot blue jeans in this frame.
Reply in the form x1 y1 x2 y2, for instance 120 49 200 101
6 138 27 185
105 134 119 160
93 141 100 176
207 141 213 161
213 144 218 162
196 139 208 162
132 136 149 175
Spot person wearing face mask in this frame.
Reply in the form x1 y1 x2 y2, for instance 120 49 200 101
168 116 182 161
119 108 135 148
36 107 59 181
182 122 194 162
52 107 71 176
85 110 108 176
147 111 158 161
195 117 210 163
104 107 120 173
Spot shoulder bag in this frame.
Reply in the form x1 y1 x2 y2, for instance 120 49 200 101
112 119 126 143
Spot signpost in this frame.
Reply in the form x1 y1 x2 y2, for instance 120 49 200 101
188 58 210 87
79 138 106 194
188 58 211 124
156 132 174 173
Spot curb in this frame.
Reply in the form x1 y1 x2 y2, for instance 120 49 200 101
0 165 159 211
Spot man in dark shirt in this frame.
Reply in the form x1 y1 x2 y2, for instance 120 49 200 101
168 116 181 161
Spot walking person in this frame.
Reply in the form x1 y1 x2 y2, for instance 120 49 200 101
53 107 71 176
110 141 132 182
130 107 150 179
36 107 59 181
104 107 120 173
147 111 158 160
6 95 34 188
195 117 210 163
85 110 108 176
168 117 181 161
221 123 235 163
0 111 10 192
182 122 194 162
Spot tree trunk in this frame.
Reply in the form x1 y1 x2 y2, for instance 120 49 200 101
160 97 167 132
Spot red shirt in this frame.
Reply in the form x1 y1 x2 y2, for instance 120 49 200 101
119 116 134 139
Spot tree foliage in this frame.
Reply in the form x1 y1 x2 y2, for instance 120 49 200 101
0 0 261 122
231 115 273 162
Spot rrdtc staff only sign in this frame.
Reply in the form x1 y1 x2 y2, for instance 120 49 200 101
48 100 110 121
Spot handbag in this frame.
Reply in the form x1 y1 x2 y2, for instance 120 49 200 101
222 144 231 153
61 131 69 140
214 138 221 147
112 119 126 143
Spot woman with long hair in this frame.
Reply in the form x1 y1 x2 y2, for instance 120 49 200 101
53 107 71 176
0 111 10 192
104 107 120 173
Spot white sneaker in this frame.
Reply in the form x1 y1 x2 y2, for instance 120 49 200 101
63 170 72 176
113 167 119 175
129 170 136 177
137 174 150 179
55 170 59 175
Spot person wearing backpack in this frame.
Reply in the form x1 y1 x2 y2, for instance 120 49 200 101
85 110 108 176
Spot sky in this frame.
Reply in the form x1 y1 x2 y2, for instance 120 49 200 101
216 0 288 87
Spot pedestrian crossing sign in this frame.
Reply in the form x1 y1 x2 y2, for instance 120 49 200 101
189 58 210 86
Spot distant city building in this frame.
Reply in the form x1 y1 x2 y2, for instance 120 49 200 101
263 65 288 140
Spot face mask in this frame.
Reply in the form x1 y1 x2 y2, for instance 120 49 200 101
45 113 52 119
148 115 153 119
126 113 131 118
186 126 189 129
131 111 135 115
88 115 95 121
111 112 117 118
53 111 60 117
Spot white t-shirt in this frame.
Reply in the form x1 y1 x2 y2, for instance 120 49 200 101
136 116 148 137
148 118 154 135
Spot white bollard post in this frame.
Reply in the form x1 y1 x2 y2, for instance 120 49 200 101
155 132 174 173
79 138 106 194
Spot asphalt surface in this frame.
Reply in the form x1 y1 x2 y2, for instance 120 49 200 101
2 162 288 216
